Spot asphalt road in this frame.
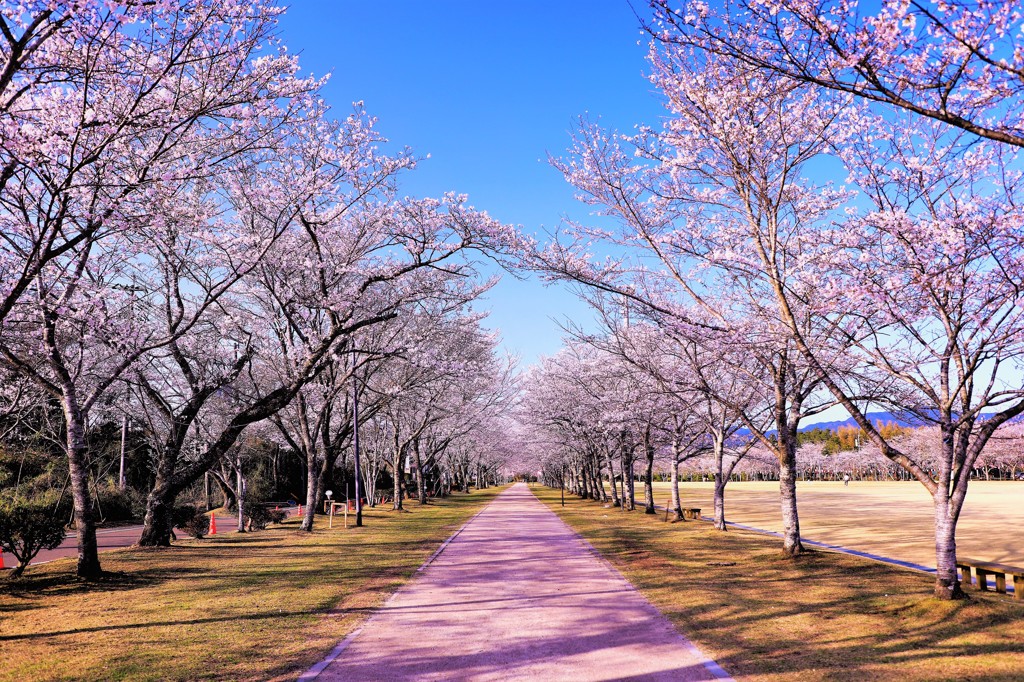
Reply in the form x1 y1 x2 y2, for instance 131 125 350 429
1 509 300 570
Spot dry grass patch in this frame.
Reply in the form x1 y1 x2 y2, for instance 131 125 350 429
0 487 504 681
534 487 1024 681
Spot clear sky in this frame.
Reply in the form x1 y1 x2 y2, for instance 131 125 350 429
277 1 666 366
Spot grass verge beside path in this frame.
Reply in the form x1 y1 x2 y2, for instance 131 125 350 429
0 486 506 681
532 486 1024 682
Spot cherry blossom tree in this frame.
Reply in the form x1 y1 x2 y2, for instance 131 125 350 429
535 46 845 554
0 1 312 328
0 0 314 577
638 4 1024 597
372 311 510 510
778 117 1024 598
133 102 514 544
648 0 1024 147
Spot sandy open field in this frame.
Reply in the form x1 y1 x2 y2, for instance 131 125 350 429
642 480 1024 568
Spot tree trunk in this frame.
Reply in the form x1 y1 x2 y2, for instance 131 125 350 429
592 455 607 501
933 493 966 599
301 453 321 531
713 436 727 531
62 399 102 578
643 439 655 514
212 467 236 511
778 444 803 556
415 444 428 504
669 456 683 522
272 447 280 497
236 464 246 533
713 475 727 531
607 450 621 507
393 446 404 510
622 448 636 511
139 477 177 547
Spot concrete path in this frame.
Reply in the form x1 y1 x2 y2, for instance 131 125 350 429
309 483 727 681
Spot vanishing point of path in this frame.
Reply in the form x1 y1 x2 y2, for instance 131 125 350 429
307 483 728 681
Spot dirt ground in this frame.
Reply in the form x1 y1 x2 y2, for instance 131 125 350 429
643 480 1024 568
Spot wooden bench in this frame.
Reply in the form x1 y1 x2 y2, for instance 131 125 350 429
957 558 1023 600
683 507 702 521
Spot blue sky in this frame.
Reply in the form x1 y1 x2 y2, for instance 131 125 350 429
277 1 665 366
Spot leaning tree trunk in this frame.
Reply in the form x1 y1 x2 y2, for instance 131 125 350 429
777 440 803 556
212 465 237 511
139 429 194 547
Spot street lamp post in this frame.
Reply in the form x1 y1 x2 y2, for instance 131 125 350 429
352 367 363 527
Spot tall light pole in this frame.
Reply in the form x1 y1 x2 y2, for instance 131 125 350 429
118 414 128 491
352 363 363 527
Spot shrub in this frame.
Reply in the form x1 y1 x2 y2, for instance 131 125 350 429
171 505 208 539
94 484 144 522
245 503 286 531
0 492 69 577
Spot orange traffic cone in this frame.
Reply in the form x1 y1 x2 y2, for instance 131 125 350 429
298 504 304 517
208 514 217 536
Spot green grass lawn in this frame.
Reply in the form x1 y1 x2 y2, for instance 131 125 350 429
534 486 1024 682
0 487 504 681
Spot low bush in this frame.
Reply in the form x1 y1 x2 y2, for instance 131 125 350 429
94 484 144 522
171 505 208 539
245 503 286 531
0 492 69 577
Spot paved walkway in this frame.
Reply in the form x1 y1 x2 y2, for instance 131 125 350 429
308 483 727 681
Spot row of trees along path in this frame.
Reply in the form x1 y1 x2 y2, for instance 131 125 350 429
526 0 1024 600
0 1 521 578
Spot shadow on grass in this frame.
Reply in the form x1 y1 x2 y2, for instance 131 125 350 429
0 567 201 599
0 607 316 642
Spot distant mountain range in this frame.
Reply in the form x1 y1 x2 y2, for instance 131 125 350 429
800 410 1024 432
800 411 922 432
735 410 1020 438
